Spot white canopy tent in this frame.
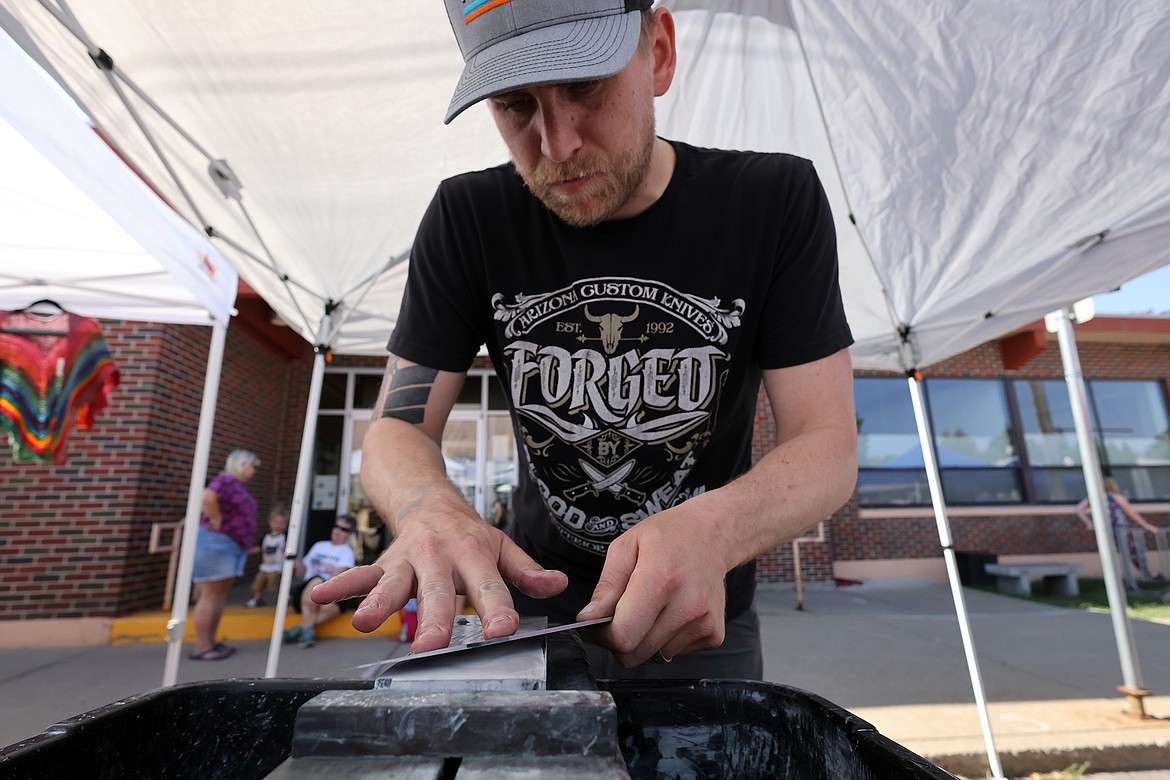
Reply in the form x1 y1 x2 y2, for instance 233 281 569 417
0 28 238 689
4 2 1170 773
2 1 1167 364
0 35 236 323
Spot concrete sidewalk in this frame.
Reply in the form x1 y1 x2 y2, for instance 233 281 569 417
1 579 1168 777
755 580 1170 777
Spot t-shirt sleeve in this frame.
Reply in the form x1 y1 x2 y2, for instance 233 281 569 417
207 473 229 495
387 183 488 371
754 158 853 369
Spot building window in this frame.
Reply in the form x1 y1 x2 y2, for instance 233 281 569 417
856 376 1170 507
319 372 348 410
1014 380 1077 462
353 374 382 410
1090 380 1170 500
855 377 930 506
1013 379 1084 502
926 378 1022 504
1013 378 1170 502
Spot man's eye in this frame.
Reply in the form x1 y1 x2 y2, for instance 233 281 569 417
567 80 601 97
494 96 533 113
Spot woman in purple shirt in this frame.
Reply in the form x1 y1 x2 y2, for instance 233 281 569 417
190 449 260 660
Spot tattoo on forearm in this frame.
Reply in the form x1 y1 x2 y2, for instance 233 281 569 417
381 359 439 424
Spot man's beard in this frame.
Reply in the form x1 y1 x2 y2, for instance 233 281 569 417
516 118 656 228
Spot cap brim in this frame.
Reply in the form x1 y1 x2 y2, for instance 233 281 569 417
445 12 643 124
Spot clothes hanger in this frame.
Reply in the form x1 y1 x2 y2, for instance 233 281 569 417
2 299 70 336
15 298 67 314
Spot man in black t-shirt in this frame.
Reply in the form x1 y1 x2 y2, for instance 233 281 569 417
315 1 858 679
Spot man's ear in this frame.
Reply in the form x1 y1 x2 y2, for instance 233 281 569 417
650 7 677 96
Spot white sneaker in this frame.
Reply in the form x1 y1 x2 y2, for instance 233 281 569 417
245 598 260 608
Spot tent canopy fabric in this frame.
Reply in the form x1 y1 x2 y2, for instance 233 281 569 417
664 0 1170 369
0 28 237 326
1 1 1168 365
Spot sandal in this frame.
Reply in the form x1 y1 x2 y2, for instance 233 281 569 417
188 643 236 661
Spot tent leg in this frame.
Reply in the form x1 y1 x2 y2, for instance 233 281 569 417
162 317 229 687
907 374 1005 779
1052 306 1148 717
265 332 329 678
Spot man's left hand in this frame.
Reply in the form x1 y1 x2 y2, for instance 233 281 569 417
576 506 728 667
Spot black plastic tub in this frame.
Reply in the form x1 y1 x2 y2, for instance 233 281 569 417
0 679 372 779
603 679 954 779
0 678 954 779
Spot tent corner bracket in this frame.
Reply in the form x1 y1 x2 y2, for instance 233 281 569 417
88 48 113 72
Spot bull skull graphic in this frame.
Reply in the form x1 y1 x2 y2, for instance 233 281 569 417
582 304 642 355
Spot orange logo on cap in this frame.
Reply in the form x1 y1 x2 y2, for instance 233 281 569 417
463 0 513 24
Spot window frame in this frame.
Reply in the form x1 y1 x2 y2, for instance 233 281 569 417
853 375 1170 507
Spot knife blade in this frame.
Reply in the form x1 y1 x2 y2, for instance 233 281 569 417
346 615 613 673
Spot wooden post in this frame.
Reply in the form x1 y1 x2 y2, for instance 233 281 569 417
149 521 183 610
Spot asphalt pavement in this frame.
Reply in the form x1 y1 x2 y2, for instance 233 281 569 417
756 579 1170 777
1 579 1168 778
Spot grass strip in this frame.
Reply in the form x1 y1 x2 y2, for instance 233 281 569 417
977 577 1170 620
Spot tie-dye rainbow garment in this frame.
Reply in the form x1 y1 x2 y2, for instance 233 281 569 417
0 311 120 464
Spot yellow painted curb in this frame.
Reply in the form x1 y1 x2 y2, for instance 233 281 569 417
109 607 403 645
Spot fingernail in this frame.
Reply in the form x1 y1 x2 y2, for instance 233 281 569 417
484 614 516 632
578 600 600 618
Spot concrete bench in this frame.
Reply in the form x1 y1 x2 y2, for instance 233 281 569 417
983 563 1083 597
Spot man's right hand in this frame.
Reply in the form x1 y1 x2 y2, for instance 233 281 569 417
315 353 567 652
310 491 567 653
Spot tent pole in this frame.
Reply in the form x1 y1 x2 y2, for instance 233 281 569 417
791 539 804 610
907 374 1005 779
162 316 229 687
265 315 331 677
1052 307 1149 716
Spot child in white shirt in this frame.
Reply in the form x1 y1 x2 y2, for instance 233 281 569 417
247 505 288 608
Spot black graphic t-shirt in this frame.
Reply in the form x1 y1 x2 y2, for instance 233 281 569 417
389 141 853 622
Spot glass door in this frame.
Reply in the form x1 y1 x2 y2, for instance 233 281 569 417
344 416 372 517
345 414 393 564
326 371 518 548
443 412 482 516
485 413 516 527
442 410 517 523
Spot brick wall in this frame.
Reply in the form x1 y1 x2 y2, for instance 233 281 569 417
2 321 168 619
934 338 1170 384
1 320 313 620
754 500 853 583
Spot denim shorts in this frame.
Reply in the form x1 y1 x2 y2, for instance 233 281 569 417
192 526 248 583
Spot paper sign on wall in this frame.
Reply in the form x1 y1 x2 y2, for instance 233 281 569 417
312 474 338 510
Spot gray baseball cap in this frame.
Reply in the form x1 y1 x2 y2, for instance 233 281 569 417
443 0 654 123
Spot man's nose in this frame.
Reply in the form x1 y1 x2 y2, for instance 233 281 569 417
536 103 582 163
